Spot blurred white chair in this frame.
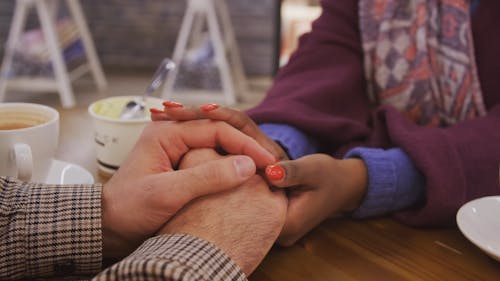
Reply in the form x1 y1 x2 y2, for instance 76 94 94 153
0 0 107 108
162 0 247 105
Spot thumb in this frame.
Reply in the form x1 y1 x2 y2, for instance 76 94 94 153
265 154 331 188
162 155 257 202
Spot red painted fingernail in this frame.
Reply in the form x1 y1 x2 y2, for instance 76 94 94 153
200 103 219 111
266 165 285 181
162 101 183 108
149 108 164 114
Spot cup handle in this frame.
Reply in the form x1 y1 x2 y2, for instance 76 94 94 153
12 143 33 181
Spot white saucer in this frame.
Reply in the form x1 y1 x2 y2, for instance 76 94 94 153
456 196 500 262
45 159 94 185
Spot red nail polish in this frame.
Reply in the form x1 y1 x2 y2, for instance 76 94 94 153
149 108 164 114
266 165 285 181
162 101 183 108
200 103 219 111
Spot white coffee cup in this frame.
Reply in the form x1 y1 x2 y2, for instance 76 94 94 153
0 103 59 182
88 96 163 176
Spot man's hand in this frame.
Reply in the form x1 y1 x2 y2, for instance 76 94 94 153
101 120 275 259
159 149 288 276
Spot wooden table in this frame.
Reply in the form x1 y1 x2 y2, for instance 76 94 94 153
251 218 500 280
56 106 500 281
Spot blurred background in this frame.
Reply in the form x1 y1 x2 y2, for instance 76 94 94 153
0 0 320 179
0 0 320 107
0 0 278 75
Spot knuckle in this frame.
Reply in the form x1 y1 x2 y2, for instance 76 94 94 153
199 162 229 186
283 162 299 183
306 154 333 167
226 110 248 130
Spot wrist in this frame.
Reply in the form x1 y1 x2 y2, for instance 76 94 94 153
101 183 136 259
340 158 368 212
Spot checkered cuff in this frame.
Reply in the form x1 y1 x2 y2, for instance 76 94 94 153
95 234 247 281
0 177 102 279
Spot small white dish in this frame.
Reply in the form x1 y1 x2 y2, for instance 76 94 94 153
45 159 94 185
457 196 500 262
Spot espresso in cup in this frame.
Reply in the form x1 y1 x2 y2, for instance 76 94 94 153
0 123 35 130
0 103 59 182
0 112 50 130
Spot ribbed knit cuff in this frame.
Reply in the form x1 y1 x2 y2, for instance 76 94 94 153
259 123 317 159
344 148 424 218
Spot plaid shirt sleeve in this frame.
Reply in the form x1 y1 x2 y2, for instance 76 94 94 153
0 176 102 280
1 176 247 281
93 234 248 281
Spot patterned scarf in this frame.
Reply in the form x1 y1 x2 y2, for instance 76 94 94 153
359 0 486 126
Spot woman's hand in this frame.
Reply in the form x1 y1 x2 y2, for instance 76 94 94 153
265 154 368 246
150 102 289 161
101 120 275 259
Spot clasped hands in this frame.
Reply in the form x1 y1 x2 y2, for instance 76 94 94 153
102 119 287 275
150 105 368 245
102 103 368 276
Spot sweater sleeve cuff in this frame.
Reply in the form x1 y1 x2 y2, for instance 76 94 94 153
94 234 247 281
259 123 317 159
344 148 425 218
25 181 103 277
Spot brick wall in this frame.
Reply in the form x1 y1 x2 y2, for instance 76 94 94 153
0 0 278 75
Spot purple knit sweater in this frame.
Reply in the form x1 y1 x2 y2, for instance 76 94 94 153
248 0 500 226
